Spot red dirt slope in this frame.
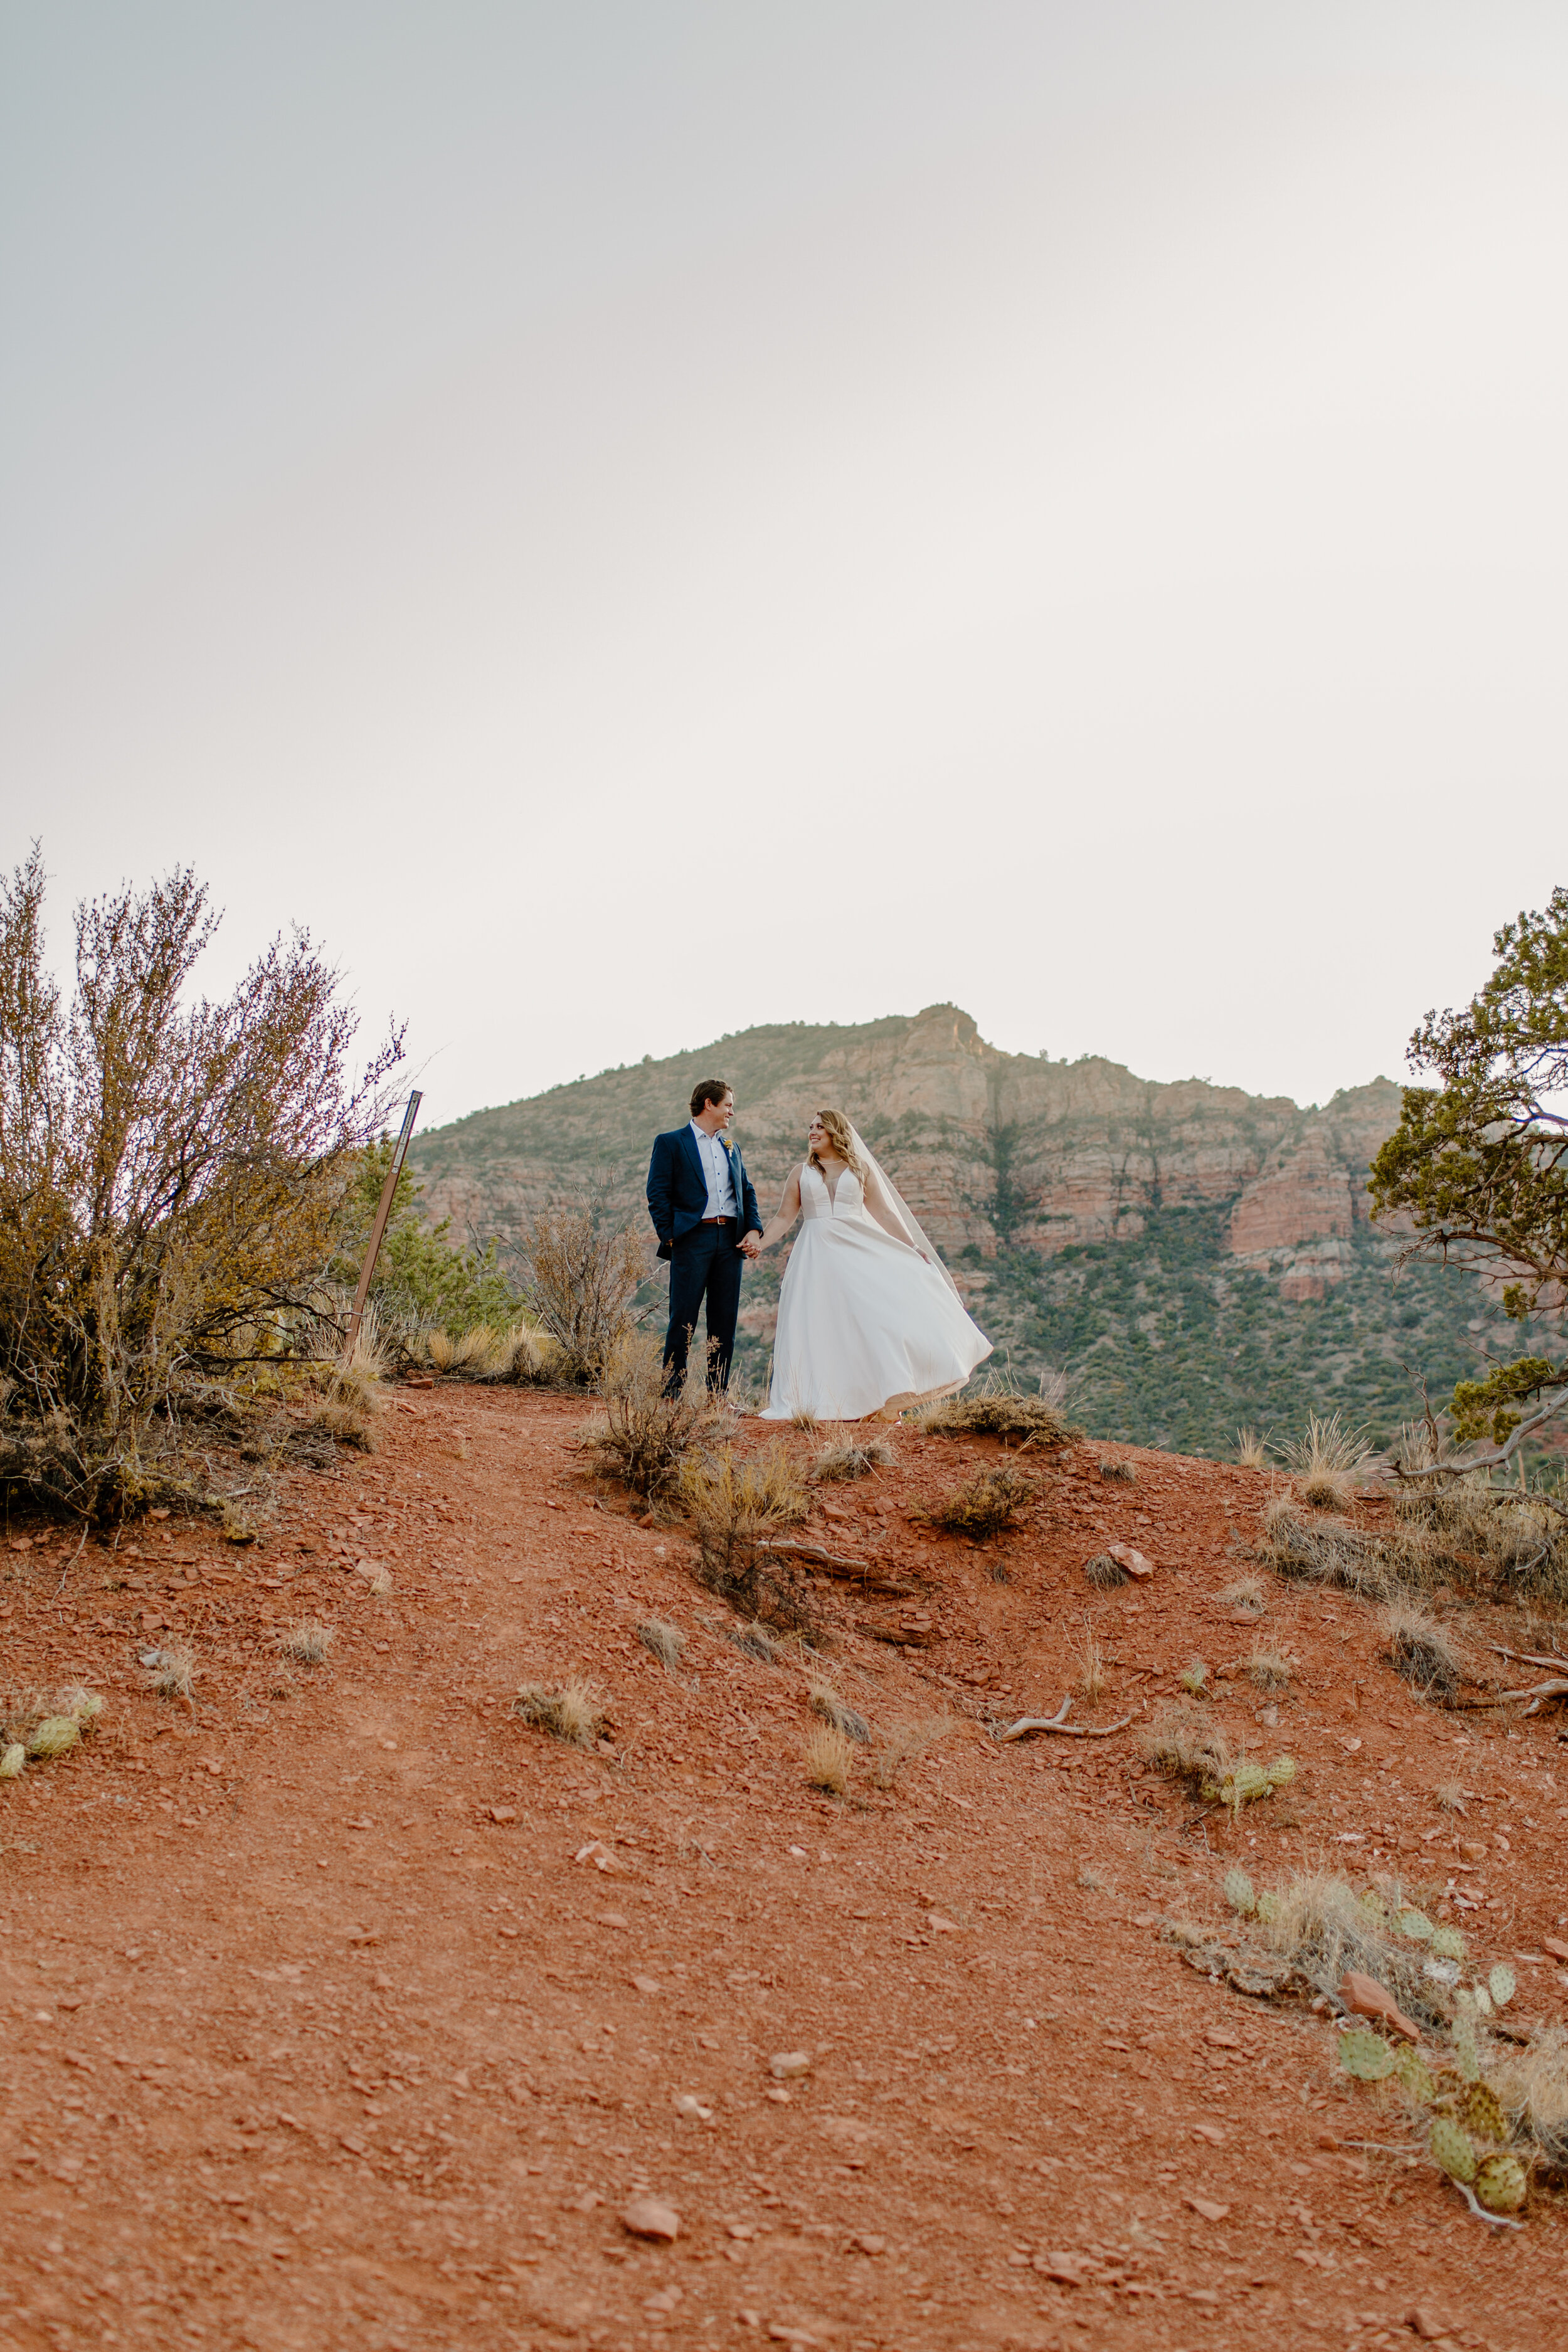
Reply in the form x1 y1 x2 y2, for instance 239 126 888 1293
1 1389 1565 2352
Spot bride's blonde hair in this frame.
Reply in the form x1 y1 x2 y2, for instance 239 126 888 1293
810 1109 864 1179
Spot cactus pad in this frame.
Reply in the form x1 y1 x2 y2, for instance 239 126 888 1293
1396 1907 1435 1942
1393 2046 1437 2104
1451 2018 1480 2083
1428 1926 1466 1963
1254 1890 1279 1925
1223 1868 1256 1915
1428 2117 1478 2183
1339 2030 1396 2082
1473 2153 1527 2213
1459 2080 1508 2144
0 1744 23 1780
26 1715 79 1759
1265 1754 1296 1786
1359 1890 1389 1922
61 1687 103 1725
1488 1963 1517 2010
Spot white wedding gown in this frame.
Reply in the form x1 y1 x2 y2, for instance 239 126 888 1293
759 1162 992 1422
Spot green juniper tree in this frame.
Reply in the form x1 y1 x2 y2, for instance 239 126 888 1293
1370 887 1567 1459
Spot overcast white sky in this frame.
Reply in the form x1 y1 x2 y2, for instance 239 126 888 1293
4 2 1566 1128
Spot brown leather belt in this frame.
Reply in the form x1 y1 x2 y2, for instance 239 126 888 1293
701 1215 733 1225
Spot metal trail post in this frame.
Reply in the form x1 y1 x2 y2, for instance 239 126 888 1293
344 1089 422 1360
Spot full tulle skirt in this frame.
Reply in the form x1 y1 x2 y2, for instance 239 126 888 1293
758 1216 992 1422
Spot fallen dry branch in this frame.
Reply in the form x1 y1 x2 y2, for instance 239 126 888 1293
1495 1678 1568 1713
1489 1642 1568 1670
755 1537 917 1596
993 1697 1135 1742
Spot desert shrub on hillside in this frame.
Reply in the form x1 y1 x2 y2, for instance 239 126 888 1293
918 1374 1074 1451
519 1201 647 1387
679 1444 814 1633
914 1465 1036 1540
1283 1411 1374 1510
809 1436 895 1483
0 850 401 1520
1382 1599 1464 1700
586 1333 728 1500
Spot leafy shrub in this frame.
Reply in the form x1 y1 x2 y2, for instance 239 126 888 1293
331 1136 524 1338
914 1465 1036 1539
586 1333 727 1500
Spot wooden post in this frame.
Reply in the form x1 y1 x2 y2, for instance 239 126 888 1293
344 1090 422 1359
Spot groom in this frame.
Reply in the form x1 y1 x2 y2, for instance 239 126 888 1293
646 1079 763 1395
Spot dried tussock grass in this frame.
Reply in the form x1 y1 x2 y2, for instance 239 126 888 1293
1393 1473 1567 1602
1283 1411 1374 1512
1261 1496 1402 1601
1234 1426 1272 1470
1097 1457 1136 1484
1084 1551 1130 1588
637 1618 686 1673
1243 1648 1292 1691
512 1679 604 1747
1076 1624 1106 1703
869 1714 952 1789
809 1436 895 1483
1435 1780 1468 1814
916 1379 1074 1451
1490 2025 1568 2166
1382 1600 1463 1700
1251 1870 1445 2026
914 1464 1035 1540
1222 1576 1267 1615
586 1332 729 1502
278 1619 334 1665
142 1640 196 1700
727 1620 778 1663
1138 1704 1232 1793
679 1444 815 1633
809 1682 871 1744
803 1724 854 1794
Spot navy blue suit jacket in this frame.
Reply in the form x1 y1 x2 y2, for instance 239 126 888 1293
646 1126 762 1261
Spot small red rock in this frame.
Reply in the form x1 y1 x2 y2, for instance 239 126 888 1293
1184 2195 1231 2223
620 2196 679 2242
1107 1542 1154 1581
1542 1934 1568 1964
1340 1969 1421 2042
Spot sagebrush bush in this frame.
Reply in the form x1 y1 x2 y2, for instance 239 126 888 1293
0 850 401 1518
519 1201 646 1387
587 1333 728 1500
679 1444 814 1632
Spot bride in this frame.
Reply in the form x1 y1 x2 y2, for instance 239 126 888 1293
755 1110 992 1422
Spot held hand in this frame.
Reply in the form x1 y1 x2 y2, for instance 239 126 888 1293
739 1232 762 1258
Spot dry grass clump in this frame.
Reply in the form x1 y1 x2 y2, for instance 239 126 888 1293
141 1640 196 1700
679 1444 815 1633
1383 1600 1463 1701
728 1620 778 1663
1250 1870 1444 2025
1084 1551 1130 1588
1097 1458 1136 1484
1077 1625 1106 1703
310 1398 382 1453
803 1725 854 1795
586 1332 729 1502
1393 1474 1567 1602
420 1322 551 1382
916 1380 1074 1451
1435 1779 1468 1814
869 1714 951 1789
1221 1576 1267 1615
809 1682 871 1744
1234 1426 1271 1470
1262 1496 1401 1601
1244 1648 1292 1691
790 1409 820 1433
278 1619 334 1665
1139 1705 1232 1794
914 1464 1035 1540
809 1436 895 1483
1283 1411 1374 1511
512 1679 605 1747
637 1618 686 1673
1490 2025 1568 2168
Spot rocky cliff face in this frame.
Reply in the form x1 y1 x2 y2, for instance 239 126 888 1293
411 1002 1402 1305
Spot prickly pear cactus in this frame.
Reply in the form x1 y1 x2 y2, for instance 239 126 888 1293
1473 2153 1527 2213
25 1715 79 1759
1396 1907 1434 1942
1458 2080 1508 2144
1429 1926 1466 1963
1265 1754 1296 1787
1223 1868 1256 1915
1488 1963 1517 2010
61 1686 103 1725
1359 1890 1389 1923
1255 1890 1279 1925
1451 2016 1480 2084
0 1743 23 1780
1428 2116 1478 2183
1338 2030 1396 2082
1393 2046 1437 2104
1472 1984 1495 2018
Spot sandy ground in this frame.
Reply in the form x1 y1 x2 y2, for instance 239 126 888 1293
1 1385 1566 2352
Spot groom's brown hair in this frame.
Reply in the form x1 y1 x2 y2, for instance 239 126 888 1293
689 1078 729 1118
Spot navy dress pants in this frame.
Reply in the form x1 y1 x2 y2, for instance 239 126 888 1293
663 1224 743 1394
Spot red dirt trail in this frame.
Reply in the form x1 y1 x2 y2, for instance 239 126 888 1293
2 1387 1566 2352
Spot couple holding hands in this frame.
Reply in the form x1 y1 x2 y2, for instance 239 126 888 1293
646 1078 990 1423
